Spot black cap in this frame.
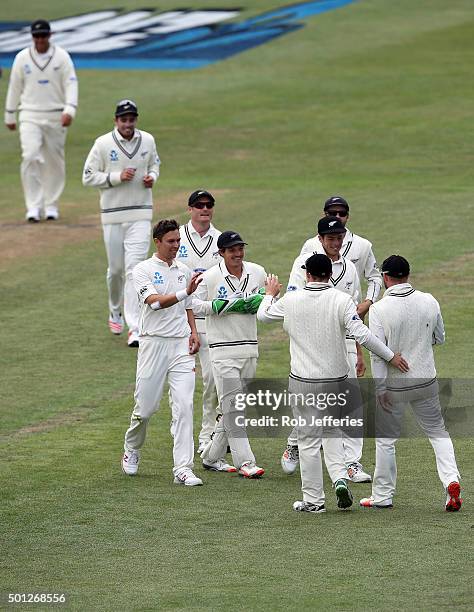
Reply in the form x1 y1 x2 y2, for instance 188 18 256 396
381 255 410 278
115 99 138 117
302 254 332 277
217 231 247 249
324 196 349 211
31 20 51 35
188 190 215 206
318 216 347 235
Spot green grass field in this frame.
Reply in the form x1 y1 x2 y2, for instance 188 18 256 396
1 1 473 610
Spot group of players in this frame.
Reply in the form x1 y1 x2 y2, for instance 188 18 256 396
4 20 462 513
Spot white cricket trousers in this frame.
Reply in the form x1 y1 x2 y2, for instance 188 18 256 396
124 336 196 475
169 332 218 444
287 340 364 466
289 378 348 506
372 387 460 505
197 333 218 444
205 357 257 469
19 120 67 218
102 220 150 333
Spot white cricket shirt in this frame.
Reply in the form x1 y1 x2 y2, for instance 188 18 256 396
176 221 221 333
300 228 382 302
82 128 160 224
133 255 192 338
5 45 78 124
193 260 267 360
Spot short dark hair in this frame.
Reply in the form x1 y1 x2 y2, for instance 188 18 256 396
153 219 179 240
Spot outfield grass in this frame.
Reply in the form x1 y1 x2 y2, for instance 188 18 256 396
1 1 473 610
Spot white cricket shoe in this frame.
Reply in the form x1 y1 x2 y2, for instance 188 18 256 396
293 500 326 513
26 210 40 223
281 444 299 475
45 207 59 220
238 461 265 479
108 312 124 335
359 496 393 509
203 459 237 472
347 462 372 483
122 450 140 475
127 330 139 348
174 469 203 486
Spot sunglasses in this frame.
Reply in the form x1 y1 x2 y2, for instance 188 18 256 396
327 210 348 217
192 201 214 209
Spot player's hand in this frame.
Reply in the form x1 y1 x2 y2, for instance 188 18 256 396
120 167 136 182
61 113 73 127
189 331 200 355
186 272 203 296
356 299 372 319
376 391 392 413
389 352 409 372
356 353 366 377
143 175 154 188
5 123 16 131
265 274 281 297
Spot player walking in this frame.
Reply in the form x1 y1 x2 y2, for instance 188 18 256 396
121 219 203 486
83 100 160 347
282 216 372 482
258 254 408 513
4 19 78 222
193 231 266 477
175 190 221 452
360 255 462 511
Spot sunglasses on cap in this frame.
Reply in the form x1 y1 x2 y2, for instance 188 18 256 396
192 201 215 209
326 209 348 217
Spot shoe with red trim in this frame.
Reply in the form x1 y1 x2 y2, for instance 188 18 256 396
108 312 124 335
359 496 393 509
238 461 265 478
445 481 462 512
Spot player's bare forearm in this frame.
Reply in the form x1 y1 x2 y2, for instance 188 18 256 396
186 310 200 354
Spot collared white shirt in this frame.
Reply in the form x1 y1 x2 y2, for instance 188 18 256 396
133 254 192 337
300 228 382 302
287 253 360 304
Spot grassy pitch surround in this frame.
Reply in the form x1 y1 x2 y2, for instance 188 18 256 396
1 1 472 610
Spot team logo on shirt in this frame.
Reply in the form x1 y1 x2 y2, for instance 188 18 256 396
345 281 353 290
178 245 188 258
23 64 31 74
287 285 298 292
110 150 119 162
212 251 221 260
177 274 186 282
217 286 227 299
153 272 164 285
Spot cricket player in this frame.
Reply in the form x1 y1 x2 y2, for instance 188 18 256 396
82 99 160 347
360 255 462 511
258 254 409 513
121 219 203 486
282 216 372 483
193 231 267 477
300 196 383 317
175 190 221 452
4 19 78 222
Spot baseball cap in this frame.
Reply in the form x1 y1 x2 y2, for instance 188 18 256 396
217 231 247 249
324 196 349 212
301 254 332 277
188 190 215 206
318 216 347 235
31 19 51 35
115 99 138 117
381 255 410 278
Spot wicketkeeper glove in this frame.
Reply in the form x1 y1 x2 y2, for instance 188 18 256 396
243 288 266 314
211 297 249 315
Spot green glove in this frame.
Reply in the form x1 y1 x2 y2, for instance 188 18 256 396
243 293 264 314
211 297 248 315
